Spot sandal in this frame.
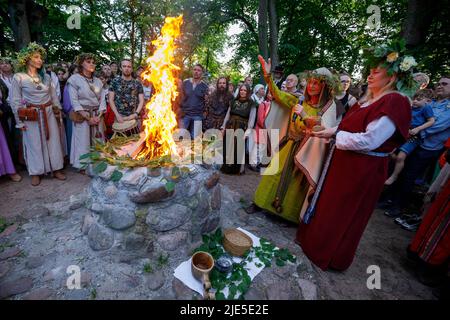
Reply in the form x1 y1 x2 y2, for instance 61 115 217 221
9 173 22 182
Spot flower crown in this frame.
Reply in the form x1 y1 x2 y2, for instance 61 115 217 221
74 53 97 67
364 38 419 97
15 42 47 71
299 68 343 96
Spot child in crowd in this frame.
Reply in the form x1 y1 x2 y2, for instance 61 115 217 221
385 89 435 185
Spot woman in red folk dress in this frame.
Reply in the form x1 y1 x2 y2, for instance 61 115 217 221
296 39 418 271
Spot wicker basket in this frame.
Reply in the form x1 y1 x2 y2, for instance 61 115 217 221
223 229 253 257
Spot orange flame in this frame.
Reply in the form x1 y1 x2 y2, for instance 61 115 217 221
137 15 183 160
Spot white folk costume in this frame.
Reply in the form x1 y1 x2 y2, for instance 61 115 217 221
11 73 64 175
67 73 105 169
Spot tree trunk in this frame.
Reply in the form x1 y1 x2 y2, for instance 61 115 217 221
7 0 31 50
401 0 438 47
26 0 48 44
128 0 137 68
268 0 279 68
258 0 269 59
257 0 269 83
139 26 144 66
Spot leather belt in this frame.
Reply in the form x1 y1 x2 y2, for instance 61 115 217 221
27 101 52 140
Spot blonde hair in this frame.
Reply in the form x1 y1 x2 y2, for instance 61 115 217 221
359 72 397 105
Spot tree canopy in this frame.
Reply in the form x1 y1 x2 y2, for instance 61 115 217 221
1 0 448 83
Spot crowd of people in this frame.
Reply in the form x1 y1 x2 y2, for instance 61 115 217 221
0 40 448 296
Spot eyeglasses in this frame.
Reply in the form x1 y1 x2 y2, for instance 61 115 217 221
436 82 448 87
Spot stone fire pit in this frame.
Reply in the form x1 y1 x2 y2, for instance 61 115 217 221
83 163 222 262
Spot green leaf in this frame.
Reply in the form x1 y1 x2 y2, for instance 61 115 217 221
93 161 108 174
216 292 226 300
171 166 181 176
165 181 176 192
276 259 286 267
110 170 123 182
79 153 93 160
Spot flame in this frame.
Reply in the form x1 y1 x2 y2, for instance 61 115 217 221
137 15 183 160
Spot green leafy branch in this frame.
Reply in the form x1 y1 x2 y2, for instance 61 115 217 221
193 229 297 300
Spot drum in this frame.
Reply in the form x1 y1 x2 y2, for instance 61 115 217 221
112 119 140 136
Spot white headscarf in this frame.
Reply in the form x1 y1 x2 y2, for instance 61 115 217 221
251 84 265 105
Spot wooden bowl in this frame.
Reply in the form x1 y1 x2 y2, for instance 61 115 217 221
223 229 253 257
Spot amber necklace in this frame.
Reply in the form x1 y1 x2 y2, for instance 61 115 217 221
25 72 43 90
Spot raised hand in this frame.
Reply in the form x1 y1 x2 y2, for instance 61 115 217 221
258 55 271 75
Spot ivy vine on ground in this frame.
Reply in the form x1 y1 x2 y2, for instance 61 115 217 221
193 229 296 300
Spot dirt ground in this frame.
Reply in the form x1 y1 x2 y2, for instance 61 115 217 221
0 167 435 300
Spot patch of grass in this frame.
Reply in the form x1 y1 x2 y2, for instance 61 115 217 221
143 263 154 274
157 253 169 268
0 217 12 233
0 242 14 253
239 197 249 207
90 288 97 300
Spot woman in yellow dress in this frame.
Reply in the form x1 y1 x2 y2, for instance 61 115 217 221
248 55 341 223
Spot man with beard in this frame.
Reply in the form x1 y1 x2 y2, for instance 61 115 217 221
109 59 144 124
203 77 233 130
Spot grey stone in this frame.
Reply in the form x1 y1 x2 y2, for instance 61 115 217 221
145 270 165 291
25 255 46 269
185 196 199 209
0 224 18 238
81 272 92 288
43 266 64 282
0 247 21 261
157 231 189 251
81 213 95 235
104 185 118 198
123 274 141 288
98 165 118 180
69 194 85 210
23 287 54 300
148 167 161 177
102 209 136 230
211 185 221 210
90 202 107 213
172 278 193 299
88 223 114 251
245 286 267 300
235 208 250 224
129 180 174 204
121 167 148 186
274 263 297 280
146 241 155 253
0 276 33 299
146 204 191 232
21 205 49 220
298 279 317 300
265 281 302 300
195 189 211 219
125 233 146 251
65 288 89 300
201 216 220 234
204 172 220 189
187 240 204 256
0 262 10 278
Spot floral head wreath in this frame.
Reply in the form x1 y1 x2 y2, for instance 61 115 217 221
299 67 343 96
74 53 97 67
0 56 14 65
363 38 419 97
15 42 47 72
